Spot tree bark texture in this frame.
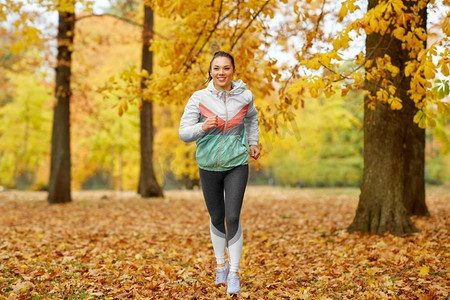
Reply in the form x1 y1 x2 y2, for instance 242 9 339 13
348 0 429 235
48 8 74 204
402 1 429 217
138 5 163 198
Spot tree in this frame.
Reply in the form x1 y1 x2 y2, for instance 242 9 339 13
348 0 430 235
269 0 449 235
72 13 142 191
138 4 163 197
110 0 283 190
0 74 52 189
83 0 164 196
48 2 75 204
401 2 429 217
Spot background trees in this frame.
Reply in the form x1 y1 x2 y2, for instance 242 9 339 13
0 0 448 234
265 0 449 236
138 4 163 197
48 1 75 204
348 0 429 235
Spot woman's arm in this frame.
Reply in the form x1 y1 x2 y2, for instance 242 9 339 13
244 95 259 147
179 96 206 143
244 94 260 159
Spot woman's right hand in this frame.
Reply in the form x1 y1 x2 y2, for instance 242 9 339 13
202 116 218 131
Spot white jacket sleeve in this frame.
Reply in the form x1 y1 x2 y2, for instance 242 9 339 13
244 95 259 146
179 96 206 143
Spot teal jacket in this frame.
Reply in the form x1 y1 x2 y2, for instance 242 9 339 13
179 80 259 171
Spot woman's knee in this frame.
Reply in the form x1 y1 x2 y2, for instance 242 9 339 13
226 214 240 226
210 214 225 227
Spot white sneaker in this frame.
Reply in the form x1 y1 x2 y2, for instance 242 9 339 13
226 272 240 294
215 263 230 284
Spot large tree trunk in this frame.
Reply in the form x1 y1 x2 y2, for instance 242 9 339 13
48 6 74 204
402 1 430 217
138 5 163 198
348 100 418 236
403 92 429 217
348 0 429 235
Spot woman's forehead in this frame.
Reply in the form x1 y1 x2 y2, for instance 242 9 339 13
212 56 233 66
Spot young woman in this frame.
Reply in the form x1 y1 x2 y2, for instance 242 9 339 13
179 51 260 294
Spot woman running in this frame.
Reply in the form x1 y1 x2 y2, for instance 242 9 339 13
179 51 260 294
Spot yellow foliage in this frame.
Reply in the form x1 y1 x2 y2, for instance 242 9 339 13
392 26 405 40
443 13 450 36
10 40 25 55
333 31 350 50
3 0 449 188
414 27 427 41
386 63 399 77
355 52 365 65
414 109 438 128
405 61 417 77
388 96 403 110
307 76 325 98
423 61 436 79
390 0 406 14
437 49 450 76
338 3 348 22
388 85 396 95
441 61 449 76
57 0 76 13
369 16 378 33
378 19 389 35
338 0 359 22
376 89 389 102
305 57 321 70
351 71 364 87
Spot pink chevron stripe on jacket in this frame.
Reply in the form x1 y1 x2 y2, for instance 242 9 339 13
199 102 250 131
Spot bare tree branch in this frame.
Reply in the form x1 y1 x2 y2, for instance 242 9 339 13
75 13 167 39
230 0 242 43
230 0 271 51
180 1 237 72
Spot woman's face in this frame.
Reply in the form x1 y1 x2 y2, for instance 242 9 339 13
210 56 234 91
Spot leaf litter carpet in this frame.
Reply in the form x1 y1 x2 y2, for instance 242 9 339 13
0 186 449 299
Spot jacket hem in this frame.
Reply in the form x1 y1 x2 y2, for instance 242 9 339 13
199 163 248 172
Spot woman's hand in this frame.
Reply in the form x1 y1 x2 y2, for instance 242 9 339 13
249 145 260 160
202 116 218 131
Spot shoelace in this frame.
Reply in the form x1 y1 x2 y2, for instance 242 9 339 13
228 274 239 284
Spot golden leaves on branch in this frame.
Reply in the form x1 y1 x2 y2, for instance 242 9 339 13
435 46 450 77
338 0 359 22
414 109 437 128
57 0 77 14
277 0 448 131
364 54 404 110
97 65 149 116
443 12 450 36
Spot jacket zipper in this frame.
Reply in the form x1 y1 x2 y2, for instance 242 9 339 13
217 94 229 170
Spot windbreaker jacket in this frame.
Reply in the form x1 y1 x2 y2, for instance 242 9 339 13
179 80 259 171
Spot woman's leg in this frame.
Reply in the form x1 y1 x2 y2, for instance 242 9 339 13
224 164 248 273
199 168 227 265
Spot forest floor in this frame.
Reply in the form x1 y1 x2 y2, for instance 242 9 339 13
0 186 449 299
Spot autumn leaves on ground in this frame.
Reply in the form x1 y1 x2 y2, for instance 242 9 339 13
1 186 449 299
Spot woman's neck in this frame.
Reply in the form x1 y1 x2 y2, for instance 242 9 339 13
214 83 232 91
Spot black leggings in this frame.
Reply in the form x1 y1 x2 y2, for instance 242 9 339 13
199 164 248 245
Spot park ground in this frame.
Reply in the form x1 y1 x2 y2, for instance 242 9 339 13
0 186 449 299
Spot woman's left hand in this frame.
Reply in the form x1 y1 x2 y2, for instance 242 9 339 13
249 145 261 160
